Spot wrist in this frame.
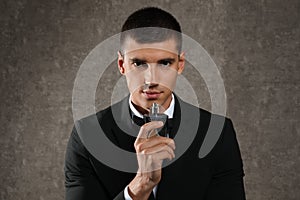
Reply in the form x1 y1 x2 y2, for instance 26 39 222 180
128 175 154 200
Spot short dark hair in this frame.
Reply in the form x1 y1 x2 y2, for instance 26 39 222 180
120 7 182 53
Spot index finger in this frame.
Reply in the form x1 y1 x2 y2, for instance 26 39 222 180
136 121 164 140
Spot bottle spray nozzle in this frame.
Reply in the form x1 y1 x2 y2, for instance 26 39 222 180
150 103 159 115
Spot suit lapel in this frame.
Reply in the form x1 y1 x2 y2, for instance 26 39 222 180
86 97 139 197
109 95 139 152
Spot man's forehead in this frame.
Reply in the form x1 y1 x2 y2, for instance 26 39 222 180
122 37 179 55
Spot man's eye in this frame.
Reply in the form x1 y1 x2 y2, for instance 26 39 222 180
133 62 147 68
158 61 172 67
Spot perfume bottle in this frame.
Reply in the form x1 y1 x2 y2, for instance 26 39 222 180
143 103 168 137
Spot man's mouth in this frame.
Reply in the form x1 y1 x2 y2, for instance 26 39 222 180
142 90 162 99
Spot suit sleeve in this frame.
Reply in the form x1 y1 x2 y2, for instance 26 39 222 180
64 126 125 200
205 118 246 200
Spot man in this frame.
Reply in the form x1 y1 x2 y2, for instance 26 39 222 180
65 7 246 200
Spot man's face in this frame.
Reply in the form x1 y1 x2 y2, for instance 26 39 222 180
118 37 185 113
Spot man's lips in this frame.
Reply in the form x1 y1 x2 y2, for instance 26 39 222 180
142 90 162 99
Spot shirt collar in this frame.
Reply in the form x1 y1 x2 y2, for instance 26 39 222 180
129 94 175 119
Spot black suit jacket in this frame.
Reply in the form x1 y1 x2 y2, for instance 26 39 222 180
65 95 246 199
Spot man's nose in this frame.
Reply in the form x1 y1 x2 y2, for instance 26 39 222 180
144 63 158 83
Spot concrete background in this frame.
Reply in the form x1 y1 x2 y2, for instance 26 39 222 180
1 0 299 199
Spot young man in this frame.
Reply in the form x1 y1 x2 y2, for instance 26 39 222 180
65 7 246 200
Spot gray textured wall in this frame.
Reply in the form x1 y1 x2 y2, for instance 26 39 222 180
1 0 299 199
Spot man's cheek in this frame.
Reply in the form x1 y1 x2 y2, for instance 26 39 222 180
125 71 144 93
158 70 177 91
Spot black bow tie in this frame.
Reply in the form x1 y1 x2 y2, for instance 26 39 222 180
131 113 174 138
131 114 146 126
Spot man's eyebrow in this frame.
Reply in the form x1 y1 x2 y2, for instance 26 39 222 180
157 58 176 63
129 58 147 63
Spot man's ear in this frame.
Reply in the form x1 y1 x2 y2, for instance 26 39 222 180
177 52 185 75
118 51 125 75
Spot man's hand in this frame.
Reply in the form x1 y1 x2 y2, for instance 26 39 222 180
128 121 176 200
